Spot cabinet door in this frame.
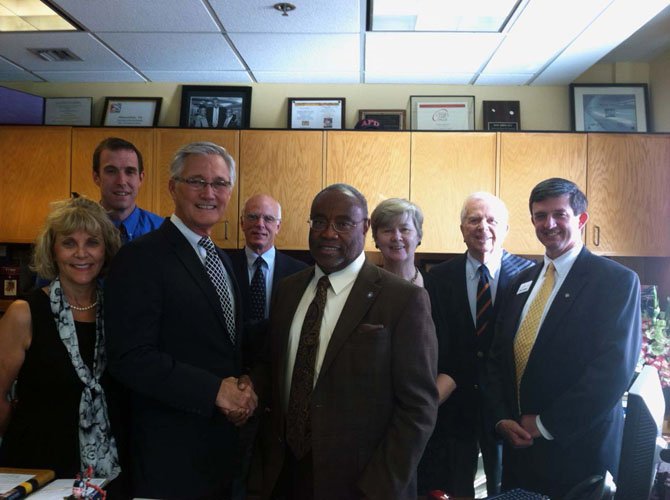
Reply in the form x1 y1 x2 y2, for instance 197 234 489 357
326 131 410 250
587 134 670 256
411 132 497 252
71 128 155 208
239 130 323 250
154 129 240 248
0 126 72 243
499 133 587 255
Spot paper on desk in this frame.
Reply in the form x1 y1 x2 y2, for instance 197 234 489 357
0 473 34 492
29 478 107 499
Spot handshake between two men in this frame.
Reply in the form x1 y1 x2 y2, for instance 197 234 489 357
216 375 258 426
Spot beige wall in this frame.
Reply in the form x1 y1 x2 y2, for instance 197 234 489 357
4 55 669 131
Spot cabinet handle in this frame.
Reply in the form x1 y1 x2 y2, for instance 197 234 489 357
224 220 229 240
593 225 600 246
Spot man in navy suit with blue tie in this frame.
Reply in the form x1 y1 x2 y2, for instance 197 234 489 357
486 178 641 497
420 192 534 497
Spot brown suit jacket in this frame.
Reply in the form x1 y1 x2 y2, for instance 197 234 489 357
256 261 438 500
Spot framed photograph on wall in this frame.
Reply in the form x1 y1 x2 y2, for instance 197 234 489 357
102 97 162 127
358 109 406 130
180 85 252 129
410 95 475 131
288 97 345 129
570 83 650 132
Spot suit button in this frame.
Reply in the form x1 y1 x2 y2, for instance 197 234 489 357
474 384 479 390
476 351 484 358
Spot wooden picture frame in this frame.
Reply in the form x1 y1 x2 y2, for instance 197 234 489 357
180 85 252 129
570 83 650 132
358 109 406 130
288 97 345 129
102 97 162 127
410 95 475 131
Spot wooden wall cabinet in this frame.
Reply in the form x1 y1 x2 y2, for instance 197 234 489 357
71 128 155 208
154 129 240 248
0 126 71 242
498 133 587 255
587 133 670 257
325 131 411 250
239 130 323 250
410 132 497 253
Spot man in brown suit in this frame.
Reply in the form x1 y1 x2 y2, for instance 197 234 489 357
254 183 438 500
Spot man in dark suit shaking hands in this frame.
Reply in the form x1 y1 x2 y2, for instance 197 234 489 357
420 192 534 497
486 178 641 497
254 184 438 500
105 142 257 499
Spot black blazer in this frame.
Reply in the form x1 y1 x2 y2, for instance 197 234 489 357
229 248 307 366
105 219 244 498
427 251 535 433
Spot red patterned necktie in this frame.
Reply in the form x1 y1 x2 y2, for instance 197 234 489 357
476 264 492 336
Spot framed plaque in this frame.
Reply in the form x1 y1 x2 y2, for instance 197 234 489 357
44 97 92 126
570 83 650 132
483 101 520 131
358 109 405 130
288 97 345 129
410 95 475 131
102 97 162 127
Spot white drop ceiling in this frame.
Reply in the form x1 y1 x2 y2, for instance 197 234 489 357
0 0 669 85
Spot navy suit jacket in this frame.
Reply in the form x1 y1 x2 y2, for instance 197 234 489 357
229 248 307 366
427 251 535 434
105 219 245 498
486 247 641 497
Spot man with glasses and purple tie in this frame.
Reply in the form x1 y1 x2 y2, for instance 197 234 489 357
105 142 257 499
252 183 438 500
229 193 306 499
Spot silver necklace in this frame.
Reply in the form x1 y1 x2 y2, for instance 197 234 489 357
69 300 98 311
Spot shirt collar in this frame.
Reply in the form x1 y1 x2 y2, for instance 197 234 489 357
466 249 503 280
314 251 365 295
245 245 275 268
544 242 583 278
170 213 206 250
112 205 139 231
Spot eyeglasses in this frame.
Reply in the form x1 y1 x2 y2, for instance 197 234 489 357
308 219 366 234
244 213 280 224
173 176 232 191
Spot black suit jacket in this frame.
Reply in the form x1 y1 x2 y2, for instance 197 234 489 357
105 219 244 498
229 248 307 367
486 247 641 497
427 251 535 434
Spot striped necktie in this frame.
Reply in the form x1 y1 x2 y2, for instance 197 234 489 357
514 263 556 403
476 264 493 336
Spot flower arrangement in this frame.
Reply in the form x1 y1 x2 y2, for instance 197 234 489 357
640 285 670 388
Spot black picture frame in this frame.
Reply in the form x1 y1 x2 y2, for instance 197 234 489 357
358 109 406 130
180 85 252 129
101 97 162 127
288 97 345 129
569 83 650 132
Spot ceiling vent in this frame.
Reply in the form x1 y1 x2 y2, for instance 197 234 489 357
29 48 82 62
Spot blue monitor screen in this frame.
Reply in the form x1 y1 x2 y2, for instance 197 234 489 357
0 86 44 125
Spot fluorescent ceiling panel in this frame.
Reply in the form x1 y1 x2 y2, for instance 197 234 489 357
370 0 519 31
366 32 502 74
254 71 360 83
0 0 76 31
364 71 474 84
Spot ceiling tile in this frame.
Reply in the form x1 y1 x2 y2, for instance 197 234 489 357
254 71 360 83
33 70 146 82
210 0 361 33
365 32 502 74
230 33 360 72
474 73 534 85
98 33 245 71
364 72 474 84
0 32 134 70
51 0 220 32
144 70 252 83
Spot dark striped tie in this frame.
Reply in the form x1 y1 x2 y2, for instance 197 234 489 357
476 264 492 336
286 275 330 459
